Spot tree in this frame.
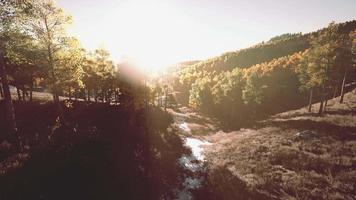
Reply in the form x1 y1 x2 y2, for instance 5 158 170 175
298 23 340 114
92 48 115 102
211 68 245 125
56 37 84 99
5 29 44 102
339 30 356 103
189 76 214 111
242 72 264 116
0 0 34 137
82 48 117 103
297 50 317 112
150 82 163 106
29 0 72 103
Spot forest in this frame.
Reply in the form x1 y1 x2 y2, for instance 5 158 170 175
171 21 356 128
1 0 356 200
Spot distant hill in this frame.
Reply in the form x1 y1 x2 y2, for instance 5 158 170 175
165 60 201 73
191 34 309 72
183 20 356 73
177 60 201 67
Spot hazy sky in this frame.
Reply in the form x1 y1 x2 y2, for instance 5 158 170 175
57 0 356 71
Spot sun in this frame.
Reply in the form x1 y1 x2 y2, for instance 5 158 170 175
96 1 195 72
66 0 209 73
114 1 190 72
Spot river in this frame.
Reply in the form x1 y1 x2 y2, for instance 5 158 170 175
175 122 212 199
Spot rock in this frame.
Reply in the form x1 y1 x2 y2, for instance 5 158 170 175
294 130 318 141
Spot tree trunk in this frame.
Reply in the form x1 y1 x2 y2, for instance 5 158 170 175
84 90 87 101
47 44 59 103
339 67 347 103
48 46 65 125
16 87 22 101
50 68 59 103
22 88 26 102
74 89 78 101
0 83 4 98
50 66 59 103
29 83 33 102
333 86 338 98
318 85 325 115
87 89 91 102
29 73 33 102
318 92 324 115
44 16 59 104
94 89 97 102
114 90 118 103
164 93 167 111
308 89 313 112
103 90 107 103
68 87 72 100
0 49 17 136
318 99 324 115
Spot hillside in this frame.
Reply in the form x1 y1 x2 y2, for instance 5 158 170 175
203 89 356 199
186 34 309 73
179 20 355 74
171 20 356 128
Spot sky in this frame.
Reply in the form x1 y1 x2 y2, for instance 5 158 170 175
57 0 356 71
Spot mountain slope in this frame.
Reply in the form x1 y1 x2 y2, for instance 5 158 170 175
185 20 355 73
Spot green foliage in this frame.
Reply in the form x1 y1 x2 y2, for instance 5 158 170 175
29 0 73 97
242 72 264 106
1 0 125 104
211 68 244 106
189 76 215 110
297 22 354 99
56 37 85 91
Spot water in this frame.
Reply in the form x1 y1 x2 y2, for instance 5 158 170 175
185 138 211 161
178 122 191 133
176 136 211 199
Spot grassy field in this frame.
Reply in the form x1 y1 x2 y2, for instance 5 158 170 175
203 90 356 199
0 86 68 103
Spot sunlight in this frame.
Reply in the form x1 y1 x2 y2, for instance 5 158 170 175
110 1 195 71
76 0 199 72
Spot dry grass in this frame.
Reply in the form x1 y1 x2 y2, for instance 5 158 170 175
204 90 356 200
